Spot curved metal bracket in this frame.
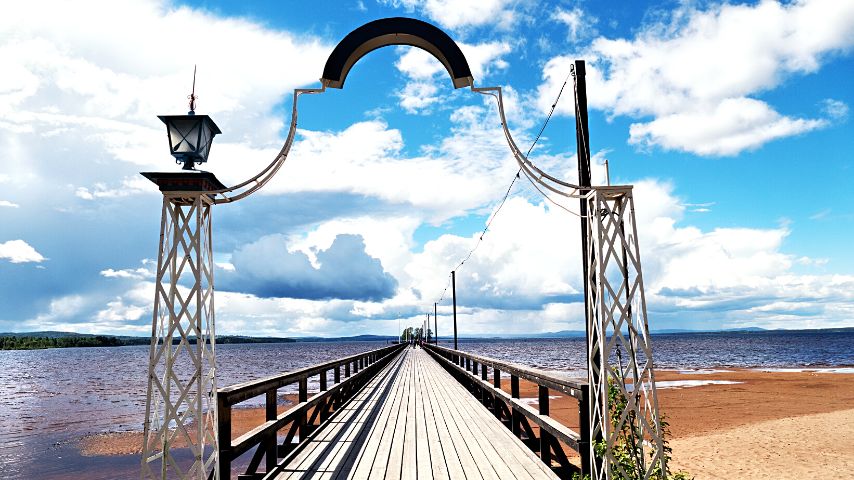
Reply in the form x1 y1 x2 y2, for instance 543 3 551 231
473 86 584 199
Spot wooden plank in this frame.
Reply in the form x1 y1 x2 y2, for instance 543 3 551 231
426 351 560 480
422 351 506 480
420 351 486 479
306 356 403 478
413 348 434 479
402 348 421 480
277 350 404 479
386 349 414 480
423 349 559 480
419 351 466 480
332 349 408 479
348 348 412 480
273 347 559 480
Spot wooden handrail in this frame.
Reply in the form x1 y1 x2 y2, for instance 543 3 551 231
426 343 587 399
424 343 590 478
216 343 405 479
219 344 402 406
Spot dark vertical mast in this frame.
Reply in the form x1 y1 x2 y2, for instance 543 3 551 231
574 59 600 472
452 271 458 350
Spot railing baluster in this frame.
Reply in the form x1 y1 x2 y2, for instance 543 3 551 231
511 375 521 436
218 394 231 480
539 385 552 465
320 369 327 391
334 365 341 384
265 389 277 473
579 383 591 477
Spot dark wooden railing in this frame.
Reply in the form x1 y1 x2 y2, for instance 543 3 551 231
424 343 590 478
216 343 405 479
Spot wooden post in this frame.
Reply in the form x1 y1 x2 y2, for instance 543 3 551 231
579 383 591 477
298 378 308 440
539 385 552 465
320 369 327 391
334 366 340 384
265 389 277 473
218 394 231 480
511 375 521 436
452 270 458 350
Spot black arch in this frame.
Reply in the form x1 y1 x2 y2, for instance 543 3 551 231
321 17 474 89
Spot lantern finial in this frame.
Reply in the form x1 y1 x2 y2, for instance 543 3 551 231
188 65 197 115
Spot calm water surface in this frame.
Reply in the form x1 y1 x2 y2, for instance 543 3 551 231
1 332 852 478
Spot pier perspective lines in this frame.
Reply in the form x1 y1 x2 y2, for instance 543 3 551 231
274 348 558 479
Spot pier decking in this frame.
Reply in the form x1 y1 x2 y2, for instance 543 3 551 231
217 344 588 480
276 348 558 479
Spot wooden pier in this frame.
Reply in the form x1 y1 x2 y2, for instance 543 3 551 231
218 344 589 480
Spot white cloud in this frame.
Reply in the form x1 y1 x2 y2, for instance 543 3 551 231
393 41 511 113
0 0 332 191
628 97 826 156
397 81 441 114
0 200 19 208
537 0 854 155
0 239 45 263
821 98 849 120
382 0 518 30
552 7 597 43
75 176 158 200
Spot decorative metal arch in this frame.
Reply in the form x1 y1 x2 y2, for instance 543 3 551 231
321 17 474 89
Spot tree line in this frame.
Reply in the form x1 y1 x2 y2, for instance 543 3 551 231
0 335 296 350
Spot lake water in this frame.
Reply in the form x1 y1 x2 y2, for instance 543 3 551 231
1 331 852 478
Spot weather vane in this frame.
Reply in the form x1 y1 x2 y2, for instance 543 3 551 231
188 65 198 115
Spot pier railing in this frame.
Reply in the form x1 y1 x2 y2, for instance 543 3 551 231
424 343 590 478
216 343 405 479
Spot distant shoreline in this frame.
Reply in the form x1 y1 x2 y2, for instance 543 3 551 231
2 326 853 351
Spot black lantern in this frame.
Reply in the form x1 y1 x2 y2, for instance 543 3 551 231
159 113 221 170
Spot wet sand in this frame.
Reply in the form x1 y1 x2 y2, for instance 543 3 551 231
80 369 854 478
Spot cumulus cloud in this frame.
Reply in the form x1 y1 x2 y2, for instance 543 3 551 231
628 98 826 156
0 200 19 208
0 239 45 263
537 0 854 155
219 233 398 301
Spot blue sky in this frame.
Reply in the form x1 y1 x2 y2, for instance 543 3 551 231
1 0 853 337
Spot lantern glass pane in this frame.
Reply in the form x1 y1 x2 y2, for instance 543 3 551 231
169 117 202 153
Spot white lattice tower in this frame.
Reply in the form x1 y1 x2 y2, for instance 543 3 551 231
585 186 666 480
142 192 218 480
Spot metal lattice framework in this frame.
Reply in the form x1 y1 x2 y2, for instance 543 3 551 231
142 193 218 480
585 186 666 480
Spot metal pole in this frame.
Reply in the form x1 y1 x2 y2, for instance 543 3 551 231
574 59 600 475
452 270 458 350
434 302 438 345
604 159 610 186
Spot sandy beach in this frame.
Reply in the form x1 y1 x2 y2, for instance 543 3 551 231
80 368 854 478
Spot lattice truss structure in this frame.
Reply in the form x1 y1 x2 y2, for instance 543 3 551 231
142 193 218 480
585 186 666 480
